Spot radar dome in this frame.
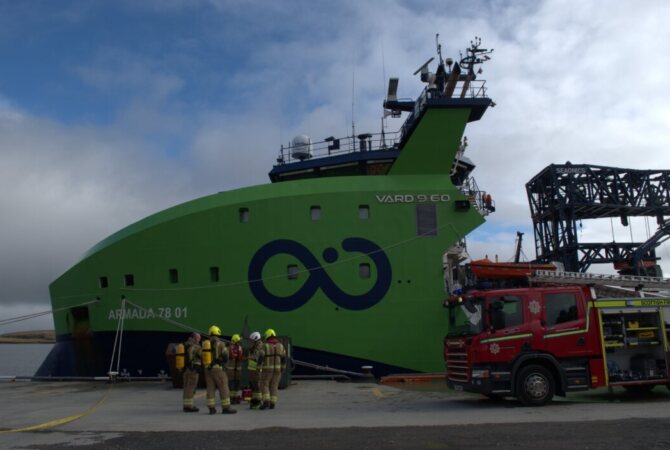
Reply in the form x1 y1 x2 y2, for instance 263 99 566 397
291 135 312 161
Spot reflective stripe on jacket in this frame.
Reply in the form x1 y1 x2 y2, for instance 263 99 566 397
247 341 265 372
209 338 228 368
185 337 202 369
263 338 286 371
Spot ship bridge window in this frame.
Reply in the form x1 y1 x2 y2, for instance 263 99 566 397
416 204 437 237
311 206 321 221
239 208 249 223
169 269 179 284
287 264 299 280
210 266 220 282
359 263 371 278
124 274 135 287
99 276 108 289
359 205 370 220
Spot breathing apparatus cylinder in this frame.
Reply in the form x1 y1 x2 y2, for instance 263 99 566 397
175 343 185 370
202 339 212 366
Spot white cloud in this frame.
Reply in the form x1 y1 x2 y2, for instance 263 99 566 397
0 94 24 121
3 0 670 331
73 49 185 100
0 109 194 310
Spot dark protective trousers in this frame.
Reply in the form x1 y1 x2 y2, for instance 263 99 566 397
182 368 199 409
260 369 282 405
226 368 242 400
205 367 231 410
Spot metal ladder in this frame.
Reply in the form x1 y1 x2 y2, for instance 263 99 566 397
529 270 670 291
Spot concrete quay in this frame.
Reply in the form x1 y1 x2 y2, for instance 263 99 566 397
1 379 670 449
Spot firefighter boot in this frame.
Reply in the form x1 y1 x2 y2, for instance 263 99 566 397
260 401 270 410
183 406 200 413
221 408 237 414
208 407 217 415
269 402 275 409
250 399 260 410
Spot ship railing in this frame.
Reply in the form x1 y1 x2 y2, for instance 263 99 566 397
421 79 489 103
276 130 402 165
459 176 495 216
399 79 489 143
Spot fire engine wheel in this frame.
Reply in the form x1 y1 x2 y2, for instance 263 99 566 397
516 365 555 407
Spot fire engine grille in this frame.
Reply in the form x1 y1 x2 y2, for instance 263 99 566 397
446 347 469 382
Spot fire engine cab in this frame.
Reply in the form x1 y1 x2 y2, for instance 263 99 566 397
444 270 670 406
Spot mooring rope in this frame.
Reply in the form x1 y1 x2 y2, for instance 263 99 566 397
0 299 99 328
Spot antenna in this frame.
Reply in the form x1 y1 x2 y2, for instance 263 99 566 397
351 69 356 147
413 57 434 76
436 33 444 65
459 36 494 72
381 39 387 104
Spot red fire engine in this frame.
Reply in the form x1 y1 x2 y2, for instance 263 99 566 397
444 270 670 406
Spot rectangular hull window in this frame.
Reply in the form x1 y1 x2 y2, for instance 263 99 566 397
288 264 299 280
99 276 108 288
124 274 135 287
359 263 371 278
239 208 249 223
416 203 437 236
311 206 321 221
359 205 369 220
210 266 220 282
169 269 179 284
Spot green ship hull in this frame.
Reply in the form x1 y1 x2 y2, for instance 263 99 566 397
39 43 494 378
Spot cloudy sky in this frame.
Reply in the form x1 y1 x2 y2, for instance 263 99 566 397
1 0 670 331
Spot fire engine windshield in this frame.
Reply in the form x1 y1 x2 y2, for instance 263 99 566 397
446 297 484 337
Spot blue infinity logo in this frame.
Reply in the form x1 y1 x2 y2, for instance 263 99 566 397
248 238 392 312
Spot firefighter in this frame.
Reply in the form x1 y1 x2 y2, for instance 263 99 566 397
226 333 244 404
182 332 202 412
247 331 264 409
259 328 286 410
204 325 237 414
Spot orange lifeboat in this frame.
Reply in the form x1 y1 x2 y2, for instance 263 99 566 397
469 258 557 279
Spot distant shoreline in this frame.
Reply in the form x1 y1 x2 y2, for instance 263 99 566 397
0 330 55 344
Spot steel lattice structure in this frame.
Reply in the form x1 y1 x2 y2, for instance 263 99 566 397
526 164 670 272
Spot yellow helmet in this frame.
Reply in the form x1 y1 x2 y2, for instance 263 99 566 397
208 325 221 336
264 328 276 339
231 333 241 344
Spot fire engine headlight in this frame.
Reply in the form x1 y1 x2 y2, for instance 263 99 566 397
471 369 490 379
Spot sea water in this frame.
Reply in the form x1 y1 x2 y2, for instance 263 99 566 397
0 344 54 377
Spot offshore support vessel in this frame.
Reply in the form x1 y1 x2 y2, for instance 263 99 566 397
38 37 495 378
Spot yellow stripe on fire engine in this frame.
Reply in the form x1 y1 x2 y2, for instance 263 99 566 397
597 309 610 387
594 300 627 308
594 298 670 308
481 333 532 344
